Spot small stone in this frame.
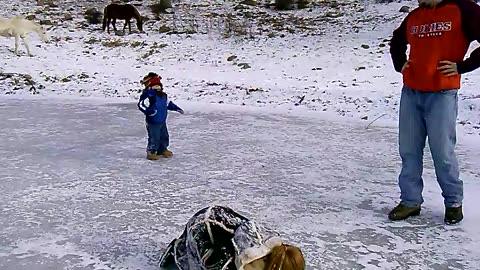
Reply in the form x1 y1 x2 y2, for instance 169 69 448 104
238 63 251 69
227 55 238 62
399 6 410 13
64 12 73 20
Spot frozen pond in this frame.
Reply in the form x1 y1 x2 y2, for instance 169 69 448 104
0 98 479 270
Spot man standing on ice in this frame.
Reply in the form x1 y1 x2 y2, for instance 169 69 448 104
388 0 480 224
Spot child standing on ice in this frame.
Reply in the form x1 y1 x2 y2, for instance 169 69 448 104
137 74 184 160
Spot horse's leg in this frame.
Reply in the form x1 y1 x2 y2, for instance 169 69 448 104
112 18 117 32
14 34 20 55
108 18 113 33
123 20 128 32
106 18 111 33
21 35 32 56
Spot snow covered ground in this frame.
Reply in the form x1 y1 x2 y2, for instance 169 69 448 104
0 0 479 136
0 98 479 270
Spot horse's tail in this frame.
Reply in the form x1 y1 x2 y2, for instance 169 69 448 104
133 6 141 21
102 6 108 31
133 6 143 31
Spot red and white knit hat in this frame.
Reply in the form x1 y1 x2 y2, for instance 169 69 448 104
141 72 162 87
148 76 162 87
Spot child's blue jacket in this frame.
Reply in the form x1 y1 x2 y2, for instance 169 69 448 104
137 89 182 124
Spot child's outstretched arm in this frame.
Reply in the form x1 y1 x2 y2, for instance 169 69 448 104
167 100 184 114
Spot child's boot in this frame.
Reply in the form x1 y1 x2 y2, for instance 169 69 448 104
161 149 173 157
147 152 160 160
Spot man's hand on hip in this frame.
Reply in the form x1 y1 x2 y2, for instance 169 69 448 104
401 60 411 72
438 60 459 77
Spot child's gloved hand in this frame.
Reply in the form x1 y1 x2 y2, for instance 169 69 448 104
177 108 184 114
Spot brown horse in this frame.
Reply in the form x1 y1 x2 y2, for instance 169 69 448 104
102 3 143 34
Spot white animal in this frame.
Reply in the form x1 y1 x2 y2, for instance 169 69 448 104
0 16 49 56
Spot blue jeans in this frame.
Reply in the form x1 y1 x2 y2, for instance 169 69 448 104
146 123 169 154
398 86 462 208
